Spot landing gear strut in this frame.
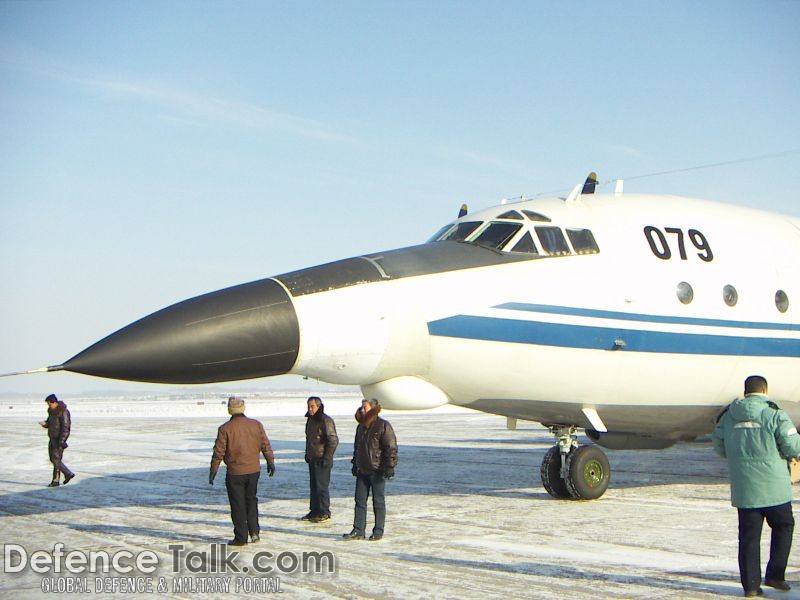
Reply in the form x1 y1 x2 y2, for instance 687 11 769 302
540 425 611 500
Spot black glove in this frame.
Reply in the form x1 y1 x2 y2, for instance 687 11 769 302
267 464 275 477
61 442 69 449
321 457 332 469
383 467 395 480
209 470 217 485
351 465 358 477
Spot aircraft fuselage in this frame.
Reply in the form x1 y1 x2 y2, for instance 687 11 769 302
62 192 800 444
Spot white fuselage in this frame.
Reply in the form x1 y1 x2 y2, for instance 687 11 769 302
285 193 800 438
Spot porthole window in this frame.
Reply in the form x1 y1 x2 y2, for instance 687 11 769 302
776 290 789 313
723 285 738 307
677 282 694 305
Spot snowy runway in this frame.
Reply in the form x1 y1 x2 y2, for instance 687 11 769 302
2 392 799 599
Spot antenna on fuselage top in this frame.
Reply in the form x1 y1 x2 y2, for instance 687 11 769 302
581 171 598 194
566 171 599 203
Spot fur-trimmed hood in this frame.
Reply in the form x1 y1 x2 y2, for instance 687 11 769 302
355 405 381 428
47 401 67 417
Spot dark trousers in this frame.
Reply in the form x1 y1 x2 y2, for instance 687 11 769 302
308 461 332 516
225 472 260 543
48 439 73 481
737 502 795 592
353 472 386 536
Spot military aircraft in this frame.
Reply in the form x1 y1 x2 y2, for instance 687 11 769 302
6 174 800 499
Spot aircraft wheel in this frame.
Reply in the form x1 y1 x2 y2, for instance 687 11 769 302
565 445 610 500
540 446 572 499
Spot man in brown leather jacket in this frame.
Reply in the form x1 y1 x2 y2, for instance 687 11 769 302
302 396 339 523
343 398 398 541
209 397 275 546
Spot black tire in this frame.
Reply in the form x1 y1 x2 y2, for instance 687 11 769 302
540 446 572 499
565 445 611 500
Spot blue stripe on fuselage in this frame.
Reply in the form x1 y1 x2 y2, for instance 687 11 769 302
427 315 800 357
497 302 800 332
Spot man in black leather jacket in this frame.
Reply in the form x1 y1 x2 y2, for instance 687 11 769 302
302 396 339 523
40 394 75 487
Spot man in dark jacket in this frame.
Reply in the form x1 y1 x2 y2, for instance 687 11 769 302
209 396 276 546
343 398 397 541
713 375 800 597
302 396 339 523
39 394 75 487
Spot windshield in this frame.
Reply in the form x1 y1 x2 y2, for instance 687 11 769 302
427 211 599 259
473 222 523 250
433 221 482 242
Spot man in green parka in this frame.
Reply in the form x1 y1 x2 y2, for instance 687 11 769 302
713 375 800 597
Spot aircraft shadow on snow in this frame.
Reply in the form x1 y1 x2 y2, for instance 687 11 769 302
388 552 738 598
0 437 728 522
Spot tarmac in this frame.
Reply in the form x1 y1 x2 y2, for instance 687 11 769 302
1 391 800 599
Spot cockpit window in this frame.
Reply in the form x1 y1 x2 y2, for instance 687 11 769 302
438 221 482 242
427 224 454 243
472 221 522 250
522 210 552 222
429 212 597 260
566 228 599 254
535 226 571 255
510 231 539 254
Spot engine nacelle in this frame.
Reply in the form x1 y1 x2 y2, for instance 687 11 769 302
361 376 450 410
586 429 677 450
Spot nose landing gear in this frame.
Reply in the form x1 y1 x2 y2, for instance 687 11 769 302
540 424 611 500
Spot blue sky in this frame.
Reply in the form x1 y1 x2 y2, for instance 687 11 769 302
1 1 799 396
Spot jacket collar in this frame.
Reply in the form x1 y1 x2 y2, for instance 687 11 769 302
355 405 381 427
305 404 326 419
48 402 66 416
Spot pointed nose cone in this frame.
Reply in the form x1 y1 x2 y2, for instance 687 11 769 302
63 278 299 384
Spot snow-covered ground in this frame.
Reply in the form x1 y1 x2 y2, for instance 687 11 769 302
2 391 800 599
